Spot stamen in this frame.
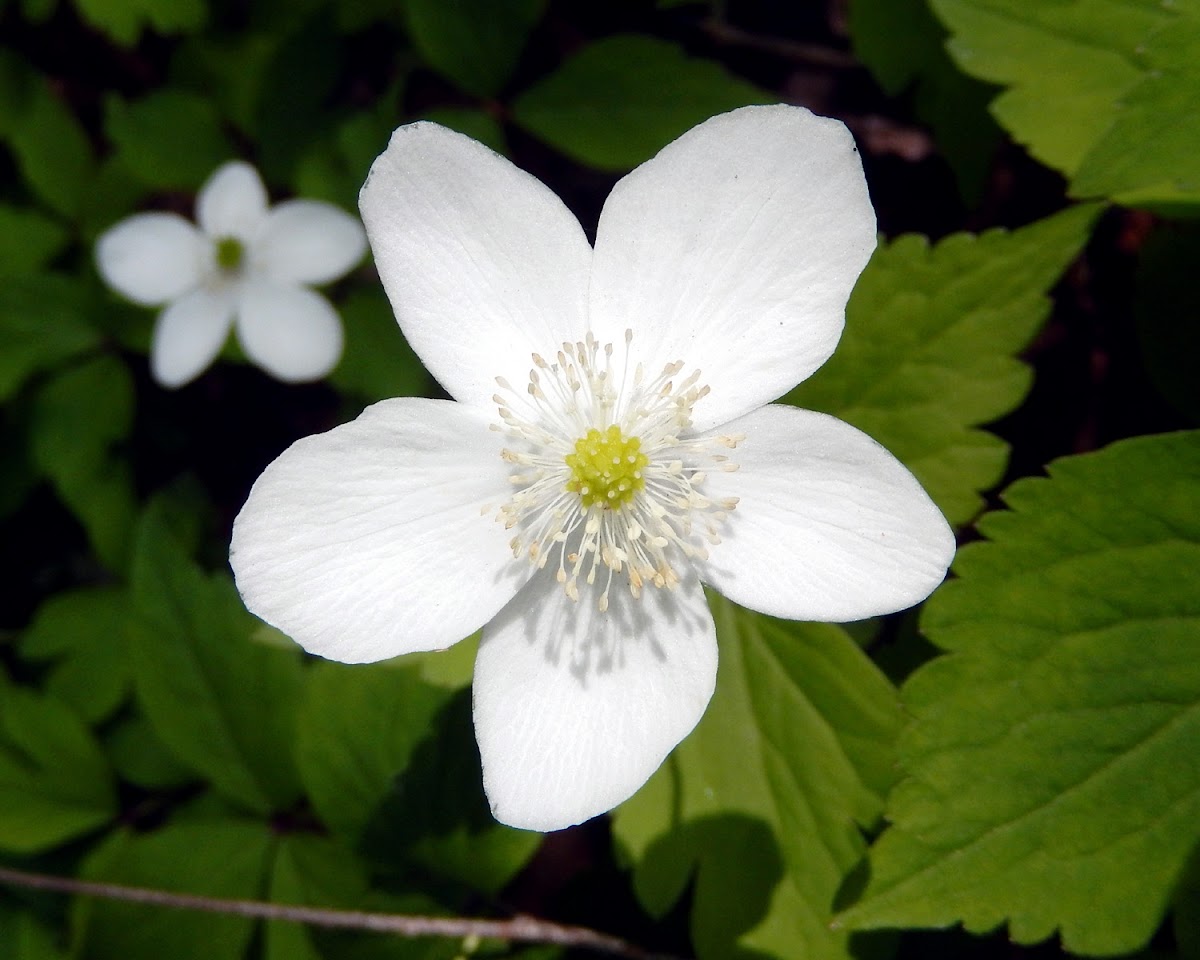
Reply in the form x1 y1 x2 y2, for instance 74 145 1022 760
494 331 739 608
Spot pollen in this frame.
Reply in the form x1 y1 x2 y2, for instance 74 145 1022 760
214 235 245 273
565 425 648 509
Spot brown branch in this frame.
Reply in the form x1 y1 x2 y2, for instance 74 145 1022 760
0 865 686 960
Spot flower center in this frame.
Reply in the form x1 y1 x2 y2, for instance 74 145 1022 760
493 331 741 610
565 425 648 510
214 235 245 273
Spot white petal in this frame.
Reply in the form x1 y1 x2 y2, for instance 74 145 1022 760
254 200 367 286
230 398 529 664
197 161 269 240
234 277 343 382
95 213 207 306
150 286 235 388
358 121 592 409
590 105 877 432
474 569 717 831
696 404 955 621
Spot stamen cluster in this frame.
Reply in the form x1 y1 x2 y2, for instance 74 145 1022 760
493 331 741 610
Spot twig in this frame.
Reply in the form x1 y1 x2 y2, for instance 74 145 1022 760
699 17 857 69
0 865 686 960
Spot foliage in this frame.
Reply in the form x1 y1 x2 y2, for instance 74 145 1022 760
0 1 1194 959
838 431 1200 955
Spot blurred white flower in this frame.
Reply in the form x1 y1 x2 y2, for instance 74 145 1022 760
95 161 367 388
230 106 956 831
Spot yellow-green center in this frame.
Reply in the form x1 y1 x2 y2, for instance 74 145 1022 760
215 235 245 272
565 425 648 510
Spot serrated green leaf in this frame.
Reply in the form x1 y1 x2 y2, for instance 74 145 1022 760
612 595 902 960
30 354 137 572
74 820 271 960
786 204 1099 527
837 431 1200 955
104 91 234 190
0 275 100 403
511 35 769 171
0 206 68 275
18 586 131 723
404 0 544 97
129 506 304 815
328 288 432 404
0 681 116 854
930 0 1200 206
69 0 205 45
1071 17 1200 208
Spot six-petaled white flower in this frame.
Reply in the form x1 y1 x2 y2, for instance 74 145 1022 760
230 105 956 832
95 161 367 388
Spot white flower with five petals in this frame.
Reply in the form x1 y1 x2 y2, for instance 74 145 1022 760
96 161 367 388
230 105 956 832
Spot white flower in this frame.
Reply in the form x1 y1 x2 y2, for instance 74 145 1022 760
95 161 367 388
230 105 956 832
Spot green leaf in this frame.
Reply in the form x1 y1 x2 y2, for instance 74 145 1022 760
404 0 544 97
255 8 342 182
30 354 137 572
0 56 96 219
266 835 461 960
103 713 196 790
0 680 117 854
129 506 304 815
0 274 100 403
364 691 543 895
786 203 1099 527
612 594 902 959
848 0 1001 202
294 660 453 843
74 820 272 960
329 288 432 403
0 206 69 275
18 586 131 723
171 31 276 135
511 35 769 171
69 0 205 45
837 431 1200 955
296 659 540 895
294 107 397 210
79 157 150 246
0 909 66 960
1072 17 1200 208
929 0 1200 206
419 107 506 155
104 91 235 190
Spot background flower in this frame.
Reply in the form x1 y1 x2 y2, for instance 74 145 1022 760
95 161 367 388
